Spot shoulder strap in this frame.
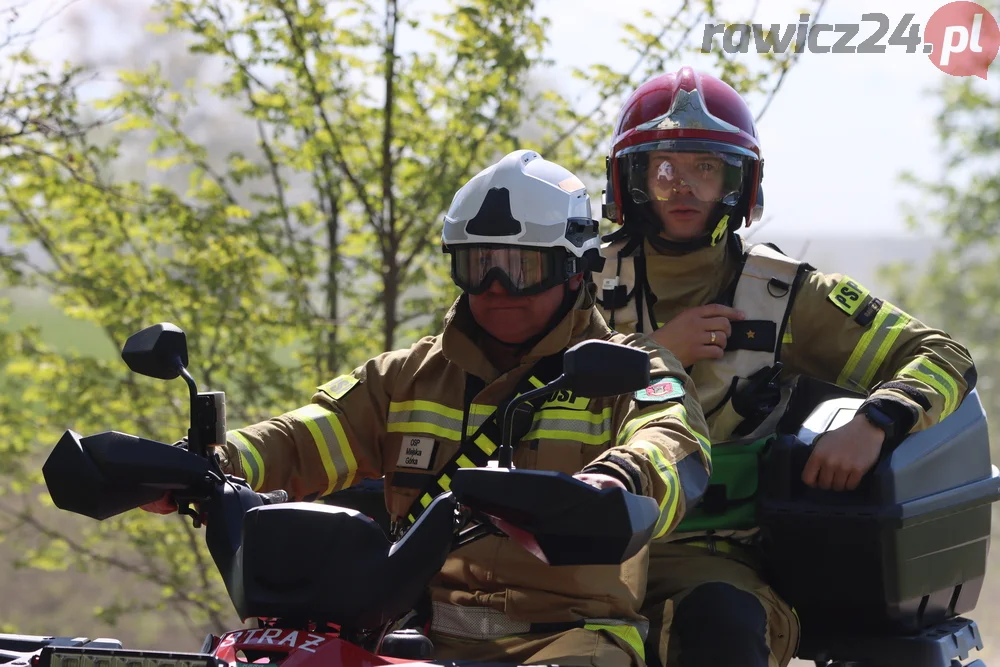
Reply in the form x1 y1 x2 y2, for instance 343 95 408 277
401 352 565 531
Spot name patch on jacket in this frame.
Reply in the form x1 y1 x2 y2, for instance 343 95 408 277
635 377 686 403
396 436 437 470
828 276 870 317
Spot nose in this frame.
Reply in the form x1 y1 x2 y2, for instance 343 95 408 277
485 277 509 295
672 178 695 196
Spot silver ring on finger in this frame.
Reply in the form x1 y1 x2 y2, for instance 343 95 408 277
710 331 717 344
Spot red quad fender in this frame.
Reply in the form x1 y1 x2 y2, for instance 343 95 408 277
212 628 422 667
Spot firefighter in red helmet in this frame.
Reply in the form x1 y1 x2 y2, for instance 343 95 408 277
593 67 976 667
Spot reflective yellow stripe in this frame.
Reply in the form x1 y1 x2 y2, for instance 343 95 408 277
860 311 911 387
420 494 431 507
474 433 497 456
289 403 358 496
525 407 612 445
388 400 464 441
527 376 545 389
782 316 793 344
616 403 684 446
617 404 710 466
669 404 711 463
900 357 960 418
387 421 462 441
228 431 265 491
630 441 680 539
584 623 645 661
439 472 452 491
456 454 475 468
837 303 910 390
390 400 463 421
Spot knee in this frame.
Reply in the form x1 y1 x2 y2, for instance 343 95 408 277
671 582 769 667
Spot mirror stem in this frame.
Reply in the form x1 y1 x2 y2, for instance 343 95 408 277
497 376 565 468
178 365 204 457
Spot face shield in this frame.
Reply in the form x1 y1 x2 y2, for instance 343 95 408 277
621 140 753 208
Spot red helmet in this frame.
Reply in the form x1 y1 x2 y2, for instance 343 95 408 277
604 67 764 249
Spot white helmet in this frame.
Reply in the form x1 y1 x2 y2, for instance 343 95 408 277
442 150 604 296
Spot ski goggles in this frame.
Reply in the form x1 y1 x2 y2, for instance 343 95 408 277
449 246 579 296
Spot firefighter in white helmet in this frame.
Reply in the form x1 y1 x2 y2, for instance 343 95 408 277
146 150 713 666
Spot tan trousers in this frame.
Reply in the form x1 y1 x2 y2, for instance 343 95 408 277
642 542 800 667
431 627 646 666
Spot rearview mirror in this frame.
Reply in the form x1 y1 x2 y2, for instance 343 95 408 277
121 322 189 380
561 340 651 398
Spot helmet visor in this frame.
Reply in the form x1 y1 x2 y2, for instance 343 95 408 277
451 246 569 296
621 140 753 208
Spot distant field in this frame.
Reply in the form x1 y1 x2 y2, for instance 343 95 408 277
1 289 118 361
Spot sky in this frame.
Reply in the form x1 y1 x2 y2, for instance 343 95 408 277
15 0 997 239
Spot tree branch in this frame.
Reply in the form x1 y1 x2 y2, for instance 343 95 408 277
754 0 828 124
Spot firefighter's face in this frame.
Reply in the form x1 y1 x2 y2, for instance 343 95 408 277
646 151 726 241
469 275 583 344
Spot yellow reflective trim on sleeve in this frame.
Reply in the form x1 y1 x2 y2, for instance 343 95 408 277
289 403 358 497
900 357 960 418
616 403 685 447
456 454 475 468
669 404 711 462
837 302 910 391
838 304 891 387
439 472 452 491
420 493 432 508
528 376 545 389
228 431 265 491
617 404 710 465
630 441 680 539
583 623 645 661
859 312 911 387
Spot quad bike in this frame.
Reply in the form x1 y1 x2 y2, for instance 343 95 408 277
0 323 997 667
0 322 664 667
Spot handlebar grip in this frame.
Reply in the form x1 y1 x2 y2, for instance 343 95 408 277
258 489 289 505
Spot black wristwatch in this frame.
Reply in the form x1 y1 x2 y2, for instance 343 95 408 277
857 402 897 441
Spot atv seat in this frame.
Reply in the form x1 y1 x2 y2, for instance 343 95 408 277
797 617 986 666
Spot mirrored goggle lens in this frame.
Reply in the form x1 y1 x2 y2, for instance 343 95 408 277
452 247 559 294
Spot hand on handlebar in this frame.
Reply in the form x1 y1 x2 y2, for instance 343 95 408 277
141 493 179 514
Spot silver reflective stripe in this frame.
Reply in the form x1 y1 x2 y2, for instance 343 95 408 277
429 602 648 641
431 602 529 639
